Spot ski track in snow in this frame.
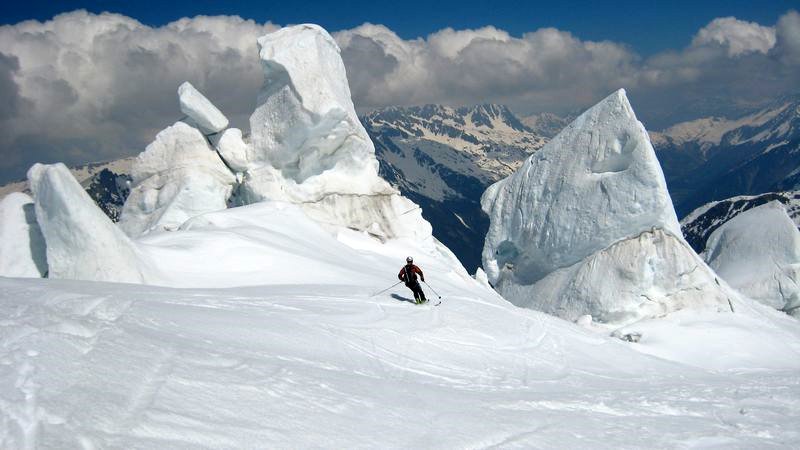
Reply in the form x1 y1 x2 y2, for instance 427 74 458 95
1 277 799 448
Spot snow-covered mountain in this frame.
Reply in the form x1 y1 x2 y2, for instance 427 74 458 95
653 95 800 216
363 104 546 271
522 111 574 138
0 158 134 222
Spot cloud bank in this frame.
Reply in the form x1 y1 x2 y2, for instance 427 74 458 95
0 9 798 183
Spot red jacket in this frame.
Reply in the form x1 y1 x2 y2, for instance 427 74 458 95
399 264 424 283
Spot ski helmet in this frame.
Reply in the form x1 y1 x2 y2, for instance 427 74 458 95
406 256 413 263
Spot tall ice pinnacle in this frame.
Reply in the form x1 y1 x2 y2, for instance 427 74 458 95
28 163 154 283
481 89 732 324
244 24 393 203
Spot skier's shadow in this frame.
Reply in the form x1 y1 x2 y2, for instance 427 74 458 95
390 293 416 304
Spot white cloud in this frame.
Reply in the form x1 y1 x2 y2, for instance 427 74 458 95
334 24 639 113
775 10 800 64
691 17 776 57
0 10 798 183
0 10 277 181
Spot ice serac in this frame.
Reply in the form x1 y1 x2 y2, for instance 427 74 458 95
0 192 47 277
242 25 426 238
482 89 731 324
177 82 229 135
119 122 236 237
704 201 800 317
27 164 153 283
214 128 250 173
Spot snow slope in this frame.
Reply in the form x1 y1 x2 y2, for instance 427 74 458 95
2 204 800 448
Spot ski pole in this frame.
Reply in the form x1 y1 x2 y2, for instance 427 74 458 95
370 281 403 297
422 281 442 299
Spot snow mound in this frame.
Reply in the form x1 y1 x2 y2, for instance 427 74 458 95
0 192 46 277
482 89 729 324
177 81 229 134
704 201 800 316
27 163 153 283
119 122 236 237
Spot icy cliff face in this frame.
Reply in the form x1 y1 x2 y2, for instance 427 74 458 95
482 89 731 324
704 201 800 316
28 163 153 283
0 192 46 277
119 121 236 237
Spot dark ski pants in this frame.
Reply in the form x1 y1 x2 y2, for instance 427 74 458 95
406 282 427 302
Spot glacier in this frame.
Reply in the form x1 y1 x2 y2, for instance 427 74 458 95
0 192 47 277
27 163 154 283
482 89 731 324
704 201 800 317
3 23 800 449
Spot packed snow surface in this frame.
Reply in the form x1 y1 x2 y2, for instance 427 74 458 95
704 201 800 316
481 89 729 324
2 200 800 448
0 192 46 277
177 82 229 135
27 163 153 283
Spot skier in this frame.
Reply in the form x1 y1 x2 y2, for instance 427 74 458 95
398 256 427 304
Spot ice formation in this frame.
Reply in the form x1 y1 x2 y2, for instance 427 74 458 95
213 128 250 172
0 192 47 277
704 201 800 317
178 82 229 134
231 24 428 239
120 24 430 242
246 24 388 200
482 89 731 324
27 163 153 283
119 121 236 237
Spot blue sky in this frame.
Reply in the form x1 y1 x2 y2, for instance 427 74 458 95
1 0 796 55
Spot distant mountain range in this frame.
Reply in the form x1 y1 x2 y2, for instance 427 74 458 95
651 95 800 217
363 104 547 271
3 95 798 273
680 190 800 253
